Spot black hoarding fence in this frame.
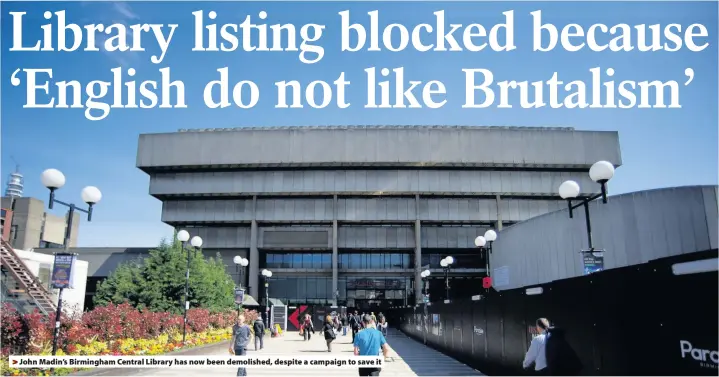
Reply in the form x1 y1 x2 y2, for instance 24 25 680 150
393 250 718 376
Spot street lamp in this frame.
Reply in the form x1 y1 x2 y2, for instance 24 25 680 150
233 256 249 314
558 160 615 251
420 269 431 344
177 230 203 345
474 229 497 277
41 169 101 356
440 256 454 302
261 269 272 327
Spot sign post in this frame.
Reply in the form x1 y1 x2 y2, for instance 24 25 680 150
50 253 76 356
582 249 605 275
235 288 245 315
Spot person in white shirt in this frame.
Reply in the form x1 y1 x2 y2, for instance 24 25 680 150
523 318 550 374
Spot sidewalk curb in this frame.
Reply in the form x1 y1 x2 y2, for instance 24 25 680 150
68 340 232 376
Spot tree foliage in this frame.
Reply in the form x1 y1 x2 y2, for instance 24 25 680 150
94 236 235 313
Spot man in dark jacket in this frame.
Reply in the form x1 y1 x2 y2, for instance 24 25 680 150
545 327 583 375
349 310 361 343
253 317 266 351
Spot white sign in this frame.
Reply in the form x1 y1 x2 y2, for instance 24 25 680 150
493 266 510 287
9 356 385 369
680 340 719 368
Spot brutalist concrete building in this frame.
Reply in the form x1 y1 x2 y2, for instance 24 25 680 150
134 126 621 311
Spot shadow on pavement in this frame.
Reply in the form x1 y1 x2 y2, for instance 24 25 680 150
69 341 232 377
384 330 480 376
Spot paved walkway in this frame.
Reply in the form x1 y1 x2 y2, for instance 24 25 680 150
79 329 483 376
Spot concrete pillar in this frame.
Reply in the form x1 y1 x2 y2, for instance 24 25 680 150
495 194 503 230
414 194 422 305
332 195 338 306
249 196 259 299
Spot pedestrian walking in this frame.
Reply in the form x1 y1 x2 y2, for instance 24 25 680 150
378 317 388 337
341 313 348 336
523 318 550 375
323 315 337 352
230 314 252 376
353 314 389 376
349 310 361 343
253 316 265 351
333 314 341 331
302 314 315 341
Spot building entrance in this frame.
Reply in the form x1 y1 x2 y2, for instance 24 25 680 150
344 276 410 311
353 299 405 312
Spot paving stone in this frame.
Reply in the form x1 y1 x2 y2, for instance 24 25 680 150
76 329 484 377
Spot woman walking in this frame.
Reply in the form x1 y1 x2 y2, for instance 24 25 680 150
378 316 388 337
302 314 315 341
333 314 341 332
323 315 337 352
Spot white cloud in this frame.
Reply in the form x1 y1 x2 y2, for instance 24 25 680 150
112 2 138 20
87 3 140 66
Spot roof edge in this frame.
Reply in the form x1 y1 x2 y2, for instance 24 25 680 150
168 125 579 133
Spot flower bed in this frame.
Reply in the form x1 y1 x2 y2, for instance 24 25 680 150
0 303 258 376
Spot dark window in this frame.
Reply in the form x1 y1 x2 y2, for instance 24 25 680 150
339 252 412 269
321 254 331 269
39 241 63 249
430 254 441 268
350 254 361 269
265 253 332 269
292 254 302 268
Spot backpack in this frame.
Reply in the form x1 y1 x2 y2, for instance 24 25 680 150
325 323 336 339
253 320 265 335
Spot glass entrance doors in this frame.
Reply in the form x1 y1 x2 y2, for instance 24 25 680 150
344 276 410 310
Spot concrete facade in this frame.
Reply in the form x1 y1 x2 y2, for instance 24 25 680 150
132 126 622 309
1 197 80 250
490 185 719 290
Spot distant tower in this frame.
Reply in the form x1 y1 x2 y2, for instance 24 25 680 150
5 164 24 198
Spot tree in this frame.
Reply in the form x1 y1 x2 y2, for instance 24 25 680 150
94 236 235 313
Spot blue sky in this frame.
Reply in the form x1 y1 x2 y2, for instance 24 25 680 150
1 1 717 247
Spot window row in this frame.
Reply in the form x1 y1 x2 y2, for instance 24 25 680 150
346 290 406 299
263 253 413 270
262 251 484 270
339 253 412 269
421 253 486 269
346 277 409 290
258 276 412 302
265 253 332 269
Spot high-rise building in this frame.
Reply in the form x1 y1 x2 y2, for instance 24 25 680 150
58 126 624 312
0 197 80 250
131 125 622 310
5 166 24 198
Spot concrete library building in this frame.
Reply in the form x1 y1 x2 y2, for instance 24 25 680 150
93 125 623 312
